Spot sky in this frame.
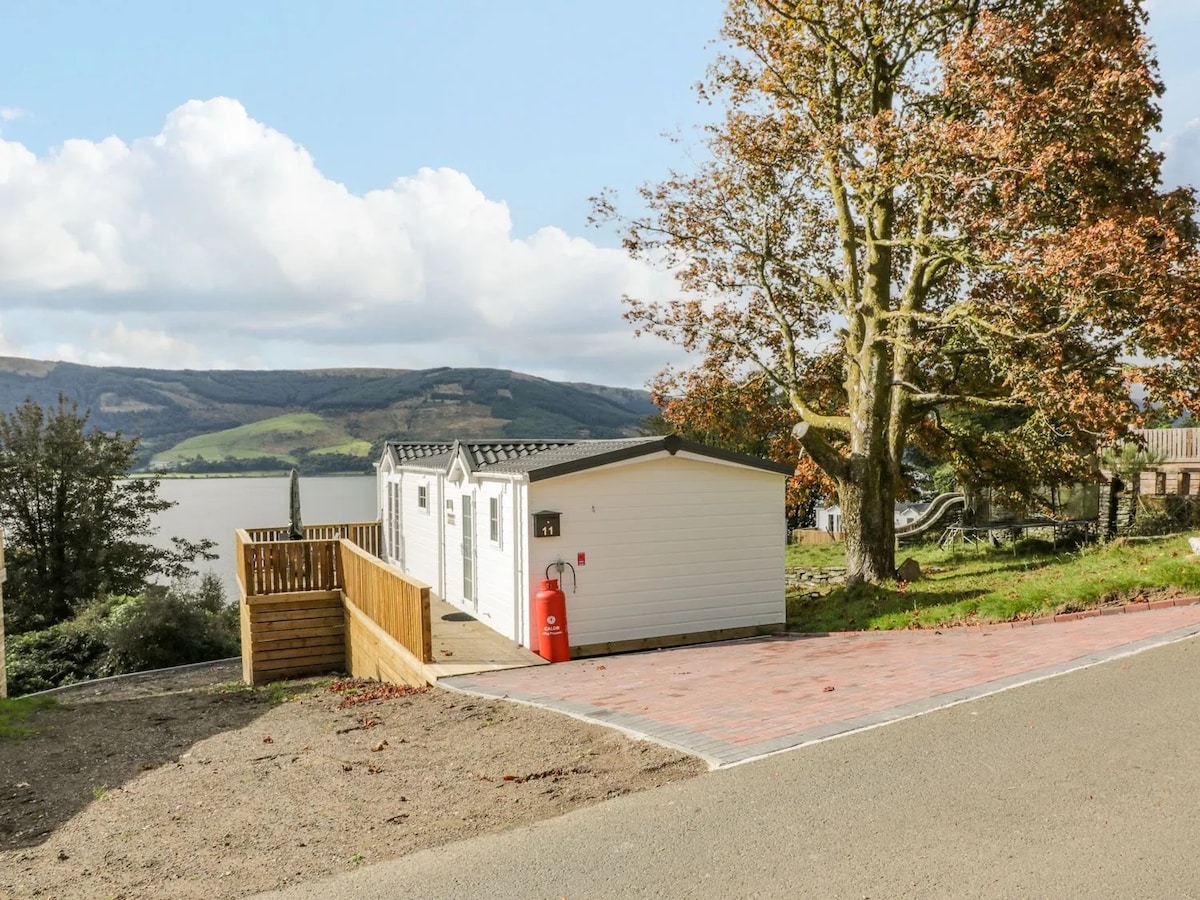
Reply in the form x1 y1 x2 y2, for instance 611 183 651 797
0 1 1198 389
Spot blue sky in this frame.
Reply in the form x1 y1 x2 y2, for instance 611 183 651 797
0 1 1197 387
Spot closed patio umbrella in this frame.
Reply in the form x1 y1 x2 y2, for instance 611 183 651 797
288 468 304 540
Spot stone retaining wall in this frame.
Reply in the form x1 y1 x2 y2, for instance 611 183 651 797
786 566 848 591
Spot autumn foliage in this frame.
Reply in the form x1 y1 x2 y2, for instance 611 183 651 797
601 0 1200 583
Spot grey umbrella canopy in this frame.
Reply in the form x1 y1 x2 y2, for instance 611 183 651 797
288 468 304 540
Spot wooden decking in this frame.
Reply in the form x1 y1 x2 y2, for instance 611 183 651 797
424 595 548 680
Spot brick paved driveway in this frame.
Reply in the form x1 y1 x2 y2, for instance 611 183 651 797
443 603 1200 767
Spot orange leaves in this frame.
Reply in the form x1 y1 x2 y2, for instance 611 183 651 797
605 0 1200 577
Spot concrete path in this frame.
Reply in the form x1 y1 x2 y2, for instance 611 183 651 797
444 603 1200 766
260 630 1200 899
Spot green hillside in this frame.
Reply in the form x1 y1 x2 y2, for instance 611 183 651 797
151 413 371 468
0 357 658 474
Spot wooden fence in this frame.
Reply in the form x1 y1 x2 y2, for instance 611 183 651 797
340 539 432 664
243 521 381 557
240 590 345 685
236 530 342 596
237 521 430 687
1130 427 1200 465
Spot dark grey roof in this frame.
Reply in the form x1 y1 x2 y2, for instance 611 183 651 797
384 435 793 481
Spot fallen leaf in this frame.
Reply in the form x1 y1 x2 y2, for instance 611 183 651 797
262 736 274 744
822 685 835 693
371 740 389 753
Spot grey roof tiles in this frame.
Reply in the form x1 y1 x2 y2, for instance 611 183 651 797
384 435 793 480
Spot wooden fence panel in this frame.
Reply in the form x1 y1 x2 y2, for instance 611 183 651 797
245 521 381 555
243 590 344 684
238 538 343 596
338 540 432 663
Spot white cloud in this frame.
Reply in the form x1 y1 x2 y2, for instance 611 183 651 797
0 107 26 122
1160 119 1200 190
54 323 203 369
0 97 682 385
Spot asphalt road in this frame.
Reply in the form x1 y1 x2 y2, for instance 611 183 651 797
260 635 1200 899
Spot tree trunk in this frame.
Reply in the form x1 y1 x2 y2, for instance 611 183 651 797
840 456 896 586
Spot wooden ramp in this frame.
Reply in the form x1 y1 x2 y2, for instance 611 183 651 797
425 595 548 680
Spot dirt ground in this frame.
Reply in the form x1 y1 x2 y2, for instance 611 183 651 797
0 662 704 899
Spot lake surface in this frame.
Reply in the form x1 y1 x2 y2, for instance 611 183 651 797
149 475 378 601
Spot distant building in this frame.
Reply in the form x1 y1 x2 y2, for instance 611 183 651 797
1126 428 1200 496
814 501 931 535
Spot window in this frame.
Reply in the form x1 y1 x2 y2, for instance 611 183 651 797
417 484 428 511
445 498 455 525
489 496 502 544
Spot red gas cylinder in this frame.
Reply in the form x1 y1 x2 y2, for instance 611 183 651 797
533 578 570 662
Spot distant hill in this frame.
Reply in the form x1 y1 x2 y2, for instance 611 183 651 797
0 358 658 473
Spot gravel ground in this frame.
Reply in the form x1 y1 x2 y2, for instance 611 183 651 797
0 662 703 899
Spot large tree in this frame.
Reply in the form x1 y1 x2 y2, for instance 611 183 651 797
0 396 214 632
603 0 1200 584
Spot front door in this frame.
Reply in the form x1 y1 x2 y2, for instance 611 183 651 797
461 494 477 609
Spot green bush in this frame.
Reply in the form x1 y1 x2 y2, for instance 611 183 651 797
5 623 107 696
100 576 239 674
4 575 239 696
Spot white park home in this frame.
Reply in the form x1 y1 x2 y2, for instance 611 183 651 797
376 435 791 655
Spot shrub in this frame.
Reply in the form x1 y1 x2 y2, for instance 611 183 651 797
4 574 239 696
99 575 239 675
6 624 107 696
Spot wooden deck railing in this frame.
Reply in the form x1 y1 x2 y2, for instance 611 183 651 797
1129 428 1200 465
339 539 433 663
242 537 342 596
243 521 381 556
237 520 431 685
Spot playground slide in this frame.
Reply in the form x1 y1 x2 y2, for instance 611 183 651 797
896 492 966 542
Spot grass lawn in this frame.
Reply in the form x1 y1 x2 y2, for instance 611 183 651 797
787 533 1200 632
0 695 58 739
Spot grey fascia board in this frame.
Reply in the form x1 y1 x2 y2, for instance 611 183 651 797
671 438 796 475
527 436 793 481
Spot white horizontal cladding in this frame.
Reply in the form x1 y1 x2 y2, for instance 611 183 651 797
394 468 441 591
471 476 519 638
528 454 785 648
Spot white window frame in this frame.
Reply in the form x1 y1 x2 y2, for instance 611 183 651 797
417 484 428 512
489 496 502 546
